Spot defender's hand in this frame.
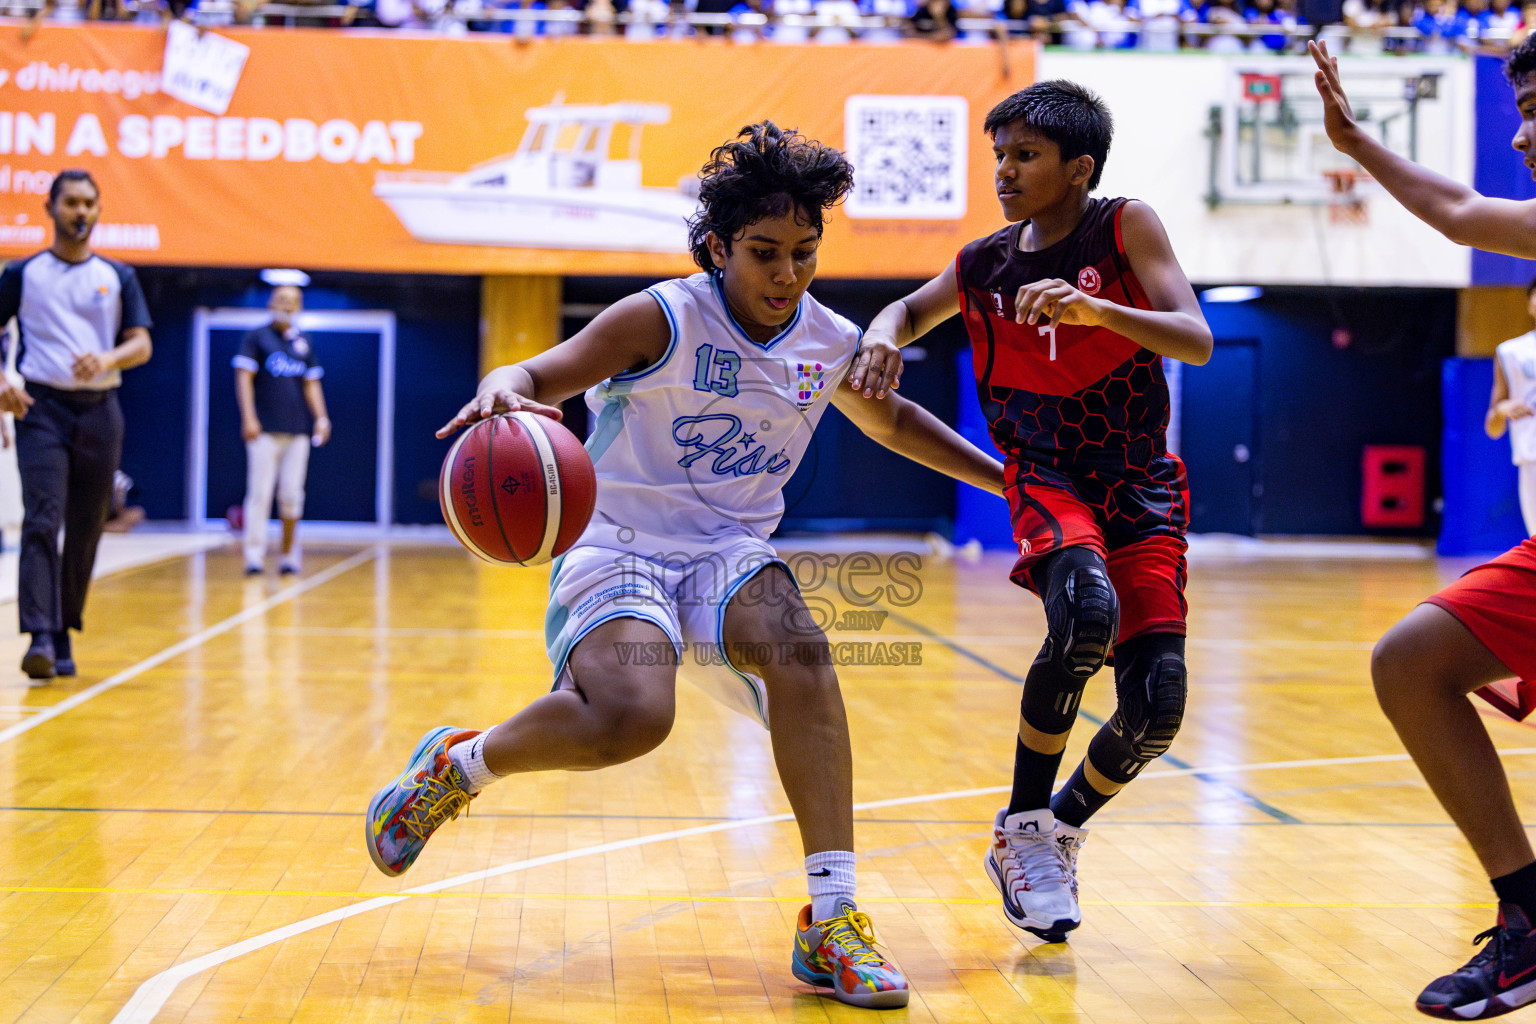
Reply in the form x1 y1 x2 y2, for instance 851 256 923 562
1310 40 1362 153
848 336 902 399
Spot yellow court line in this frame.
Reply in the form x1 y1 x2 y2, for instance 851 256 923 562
0 885 1496 910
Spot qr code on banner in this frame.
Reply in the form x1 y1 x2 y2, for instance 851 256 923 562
843 96 968 220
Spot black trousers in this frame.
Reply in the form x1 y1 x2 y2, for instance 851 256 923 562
15 384 123 635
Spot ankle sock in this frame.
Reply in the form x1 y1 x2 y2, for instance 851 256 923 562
806 850 856 922
447 732 501 793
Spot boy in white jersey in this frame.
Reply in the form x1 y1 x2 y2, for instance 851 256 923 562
365 123 1004 1009
1487 276 1536 536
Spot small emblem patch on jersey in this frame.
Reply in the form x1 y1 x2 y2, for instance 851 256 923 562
292 337 310 357
795 362 826 405
1077 266 1101 295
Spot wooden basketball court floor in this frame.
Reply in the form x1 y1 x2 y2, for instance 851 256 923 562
0 533 1529 1024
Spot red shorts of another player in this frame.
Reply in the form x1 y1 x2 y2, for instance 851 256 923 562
1424 537 1536 686
1004 459 1189 642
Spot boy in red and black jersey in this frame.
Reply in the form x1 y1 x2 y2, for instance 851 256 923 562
1314 37 1536 1020
867 81 1212 943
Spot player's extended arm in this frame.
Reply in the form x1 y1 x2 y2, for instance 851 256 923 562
437 293 670 438
831 385 1005 495
865 261 963 350
1310 40 1536 258
1103 202 1214 366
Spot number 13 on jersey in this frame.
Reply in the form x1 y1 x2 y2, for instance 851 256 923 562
693 344 741 397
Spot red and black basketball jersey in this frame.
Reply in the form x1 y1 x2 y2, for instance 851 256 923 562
956 196 1170 467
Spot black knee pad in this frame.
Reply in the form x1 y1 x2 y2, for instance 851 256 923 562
1086 634 1187 785
1041 559 1119 679
1019 548 1119 734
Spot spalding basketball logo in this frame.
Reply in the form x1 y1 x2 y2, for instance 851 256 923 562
1077 267 1101 295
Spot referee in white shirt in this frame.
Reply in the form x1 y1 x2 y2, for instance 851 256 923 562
0 170 153 683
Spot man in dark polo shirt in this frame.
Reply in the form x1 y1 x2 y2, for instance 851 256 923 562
234 283 330 576
0 169 153 683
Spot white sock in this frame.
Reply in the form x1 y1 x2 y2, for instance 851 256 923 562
806 850 856 922
447 732 503 793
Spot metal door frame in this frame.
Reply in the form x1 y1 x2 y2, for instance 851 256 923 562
189 307 397 529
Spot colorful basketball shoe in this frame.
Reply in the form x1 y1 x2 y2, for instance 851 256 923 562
366 726 480 877
1416 903 1536 1019
984 808 1080 942
791 901 910 1008
1054 820 1089 899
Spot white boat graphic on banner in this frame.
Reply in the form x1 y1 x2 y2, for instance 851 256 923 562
373 102 698 252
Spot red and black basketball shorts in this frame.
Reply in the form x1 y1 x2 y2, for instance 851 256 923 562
1424 537 1536 685
1003 452 1190 642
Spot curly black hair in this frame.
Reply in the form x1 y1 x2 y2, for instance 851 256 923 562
688 122 854 273
1508 35 1536 85
984 80 1113 191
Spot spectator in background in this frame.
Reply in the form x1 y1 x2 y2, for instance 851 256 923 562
585 0 617 33
728 0 772 39
1128 0 1193 48
1245 0 1296 51
623 0 669 38
1342 0 1389 53
234 283 330 578
1414 0 1471 51
694 0 736 31
858 0 910 40
1066 0 1134 46
954 0 998 40
770 0 813 36
1512 0 1536 46
908 0 958 36
996 0 1031 33
1477 0 1521 45
1384 0 1422 51
1025 0 1071 39
813 0 863 42
0 169 152 683
1200 0 1249 50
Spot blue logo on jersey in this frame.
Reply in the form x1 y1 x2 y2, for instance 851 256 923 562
265 351 308 378
673 414 791 477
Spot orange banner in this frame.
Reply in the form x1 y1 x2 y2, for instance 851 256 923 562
0 28 1034 277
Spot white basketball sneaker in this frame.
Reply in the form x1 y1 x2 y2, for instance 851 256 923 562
1054 820 1089 899
983 808 1081 942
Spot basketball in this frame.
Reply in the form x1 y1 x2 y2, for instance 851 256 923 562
438 412 597 566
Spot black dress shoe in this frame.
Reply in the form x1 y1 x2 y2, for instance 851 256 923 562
21 632 54 680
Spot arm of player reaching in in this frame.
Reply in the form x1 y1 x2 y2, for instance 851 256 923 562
865 261 964 352
831 385 1005 495
1310 39 1536 258
1014 202 1213 366
437 292 671 437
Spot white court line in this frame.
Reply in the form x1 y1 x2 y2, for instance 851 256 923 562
0 549 377 747
109 744 1536 1024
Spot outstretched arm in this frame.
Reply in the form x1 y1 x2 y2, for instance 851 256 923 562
437 292 670 437
865 261 963 351
831 383 1004 495
1311 39 1536 258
